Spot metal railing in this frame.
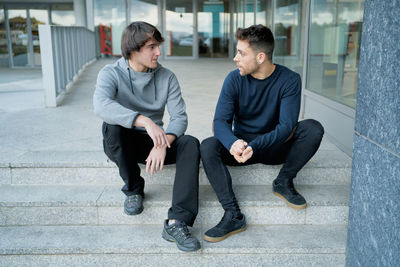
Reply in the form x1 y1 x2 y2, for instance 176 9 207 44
39 25 96 107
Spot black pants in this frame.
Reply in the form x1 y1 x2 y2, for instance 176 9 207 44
102 122 200 226
200 119 324 214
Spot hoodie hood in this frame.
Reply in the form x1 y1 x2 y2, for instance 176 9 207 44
117 57 162 103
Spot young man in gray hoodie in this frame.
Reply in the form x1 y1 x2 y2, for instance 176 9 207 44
93 21 200 252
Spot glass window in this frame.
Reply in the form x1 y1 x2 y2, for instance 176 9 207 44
30 9 49 66
51 4 75 26
94 0 125 56
130 0 158 27
165 0 193 57
273 0 303 77
199 0 230 58
307 0 364 108
0 5 9 67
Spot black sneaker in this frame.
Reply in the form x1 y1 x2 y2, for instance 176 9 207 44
203 210 246 243
124 194 143 215
162 220 201 252
272 179 307 209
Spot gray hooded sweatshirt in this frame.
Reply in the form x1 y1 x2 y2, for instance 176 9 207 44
93 57 187 137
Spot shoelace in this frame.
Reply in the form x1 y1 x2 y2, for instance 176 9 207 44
128 195 139 203
172 223 191 241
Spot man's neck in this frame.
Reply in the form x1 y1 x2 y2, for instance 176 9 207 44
128 58 148 73
251 62 276 80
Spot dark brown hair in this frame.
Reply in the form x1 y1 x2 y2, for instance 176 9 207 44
236 24 274 61
121 21 164 59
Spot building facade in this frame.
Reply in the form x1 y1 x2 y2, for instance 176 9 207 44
0 0 365 155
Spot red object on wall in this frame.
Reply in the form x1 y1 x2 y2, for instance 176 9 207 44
100 24 112 55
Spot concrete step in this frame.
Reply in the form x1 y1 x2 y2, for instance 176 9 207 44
0 224 346 266
0 184 349 226
1 149 352 186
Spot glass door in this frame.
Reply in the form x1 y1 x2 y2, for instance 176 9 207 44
6 7 49 68
198 0 230 58
0 5 9 67
165 0 194 57
8 8 30 67
273 0 303 76
307 0 364 108
94 0 125 56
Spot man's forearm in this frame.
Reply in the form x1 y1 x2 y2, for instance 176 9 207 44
136 115 171 148
166 134 176 145
133 114 152 128
213 120 239 151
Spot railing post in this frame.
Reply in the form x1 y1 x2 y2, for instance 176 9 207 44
39 25 57 107
39 25 96 107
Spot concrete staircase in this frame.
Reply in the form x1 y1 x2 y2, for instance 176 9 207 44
0 138 351 266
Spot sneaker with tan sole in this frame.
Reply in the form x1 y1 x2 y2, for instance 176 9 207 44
203 210 246 243
272 179 307 209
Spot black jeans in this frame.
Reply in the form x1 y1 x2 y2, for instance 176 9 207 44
102 122 200 226
200 119 324 214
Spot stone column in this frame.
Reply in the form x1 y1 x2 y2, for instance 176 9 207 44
346 1 400 266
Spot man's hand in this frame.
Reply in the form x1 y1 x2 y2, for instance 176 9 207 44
145 146 167 175
230 140 253 163
145 134 175 175
232 145 253 163
237 146 253 163
233 154 242 163
143 119 170 149
134 115 170 148
230 139 247 156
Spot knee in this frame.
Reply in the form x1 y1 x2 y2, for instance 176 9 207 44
103 123 125 146
309 119 324 138
177 135 200 154
200 137 220 159
104 123 124 137
299 119 324 141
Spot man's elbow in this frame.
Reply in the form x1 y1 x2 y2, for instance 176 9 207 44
284 127 296 143
93 99 101 117
178 114 188 131
93 99 107 120
93 106 101 118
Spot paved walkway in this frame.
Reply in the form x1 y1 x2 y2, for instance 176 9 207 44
0 58 239 164
0 67 44 112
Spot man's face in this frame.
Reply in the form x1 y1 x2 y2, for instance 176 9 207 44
132 38 161 70
233 40 258 76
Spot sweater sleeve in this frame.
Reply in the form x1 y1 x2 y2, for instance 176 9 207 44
165 74 188 137
213 72 239 151
248 74 301 153
93 66 139 129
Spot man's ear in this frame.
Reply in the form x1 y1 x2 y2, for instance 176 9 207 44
256 52 267 65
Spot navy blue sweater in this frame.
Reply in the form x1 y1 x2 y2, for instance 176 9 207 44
213 64 301 154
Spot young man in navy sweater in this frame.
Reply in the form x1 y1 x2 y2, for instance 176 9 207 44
200 25 324 243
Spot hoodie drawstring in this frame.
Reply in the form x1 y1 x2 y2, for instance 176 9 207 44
153 71 157 101
127 67 134 94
